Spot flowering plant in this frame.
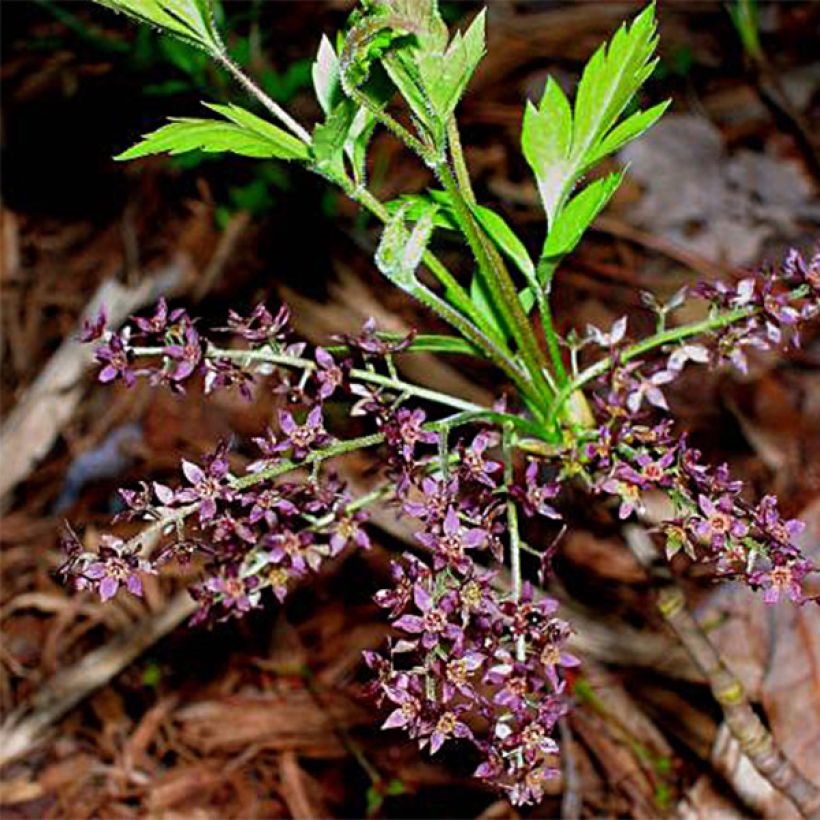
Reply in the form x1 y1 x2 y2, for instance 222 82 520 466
63 0 819 807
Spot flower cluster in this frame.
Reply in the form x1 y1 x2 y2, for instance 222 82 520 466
61 247 818 805
370 562 575 806
571 249 820 601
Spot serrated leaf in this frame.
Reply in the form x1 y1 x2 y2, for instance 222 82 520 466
572 3 658 159
94 0 223 54
203 103 309 158
416 10 485 120
522 4 664 229
116 104 310 161
542 171 623 260
583 99 669 169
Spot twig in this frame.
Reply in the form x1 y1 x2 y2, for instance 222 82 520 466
623 525 820 819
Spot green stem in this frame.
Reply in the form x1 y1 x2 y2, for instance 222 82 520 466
545 305 753 430
130 346 543 435
446 117 476 205
535 258 569 386
213 51 311 144
232 432 384 490
436 163 554 402
502 423 525 662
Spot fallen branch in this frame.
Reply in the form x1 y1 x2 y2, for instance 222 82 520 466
624 525 820 819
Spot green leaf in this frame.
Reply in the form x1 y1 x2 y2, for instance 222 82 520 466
572 4 658 160
375 202 436 288
471 202 535 286
93 0 223 54
522 4 666 228
203 103 309 158
415 10 485 120
542 171 623 260
312 35 343 115
116 103 309 161
583 99 669 169
311 99 357 178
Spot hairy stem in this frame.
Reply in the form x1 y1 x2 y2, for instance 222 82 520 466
436 163 554 402
624 526 820 818
446 117 477 205
213 51 311 144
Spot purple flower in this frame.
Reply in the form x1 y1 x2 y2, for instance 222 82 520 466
424 706 474 754
220 303 290 342
381 684 424 733
335 318 415 358
82 536 152 601
267 529 324 573
176 445 232 522
693 494 747 551
277 406 330 458
329 510 371 555
459 432 502 487
95 333 136 386
314 347 346 400
132 298 184 337
385 407 438 461
393 582 462 651
749 560 813 604
204 573 257 615
244 486 298 528
752 495 805 550
514 461 561 519
164 323 203 382
415 507 486 573
440 652 484 702
402 475 458 523
79 308 107 342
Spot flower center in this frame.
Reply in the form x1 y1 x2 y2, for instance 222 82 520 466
423 610 447 633
436 712 457 735
770 566 792 589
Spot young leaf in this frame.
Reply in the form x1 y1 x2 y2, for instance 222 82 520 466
116 103 309 161
311 99 357 179
375 203 436 289
522 4 666 228
312 35 344 115
386 191 535 284
93 0 224 55
542 171 623 260
415 10 486 121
